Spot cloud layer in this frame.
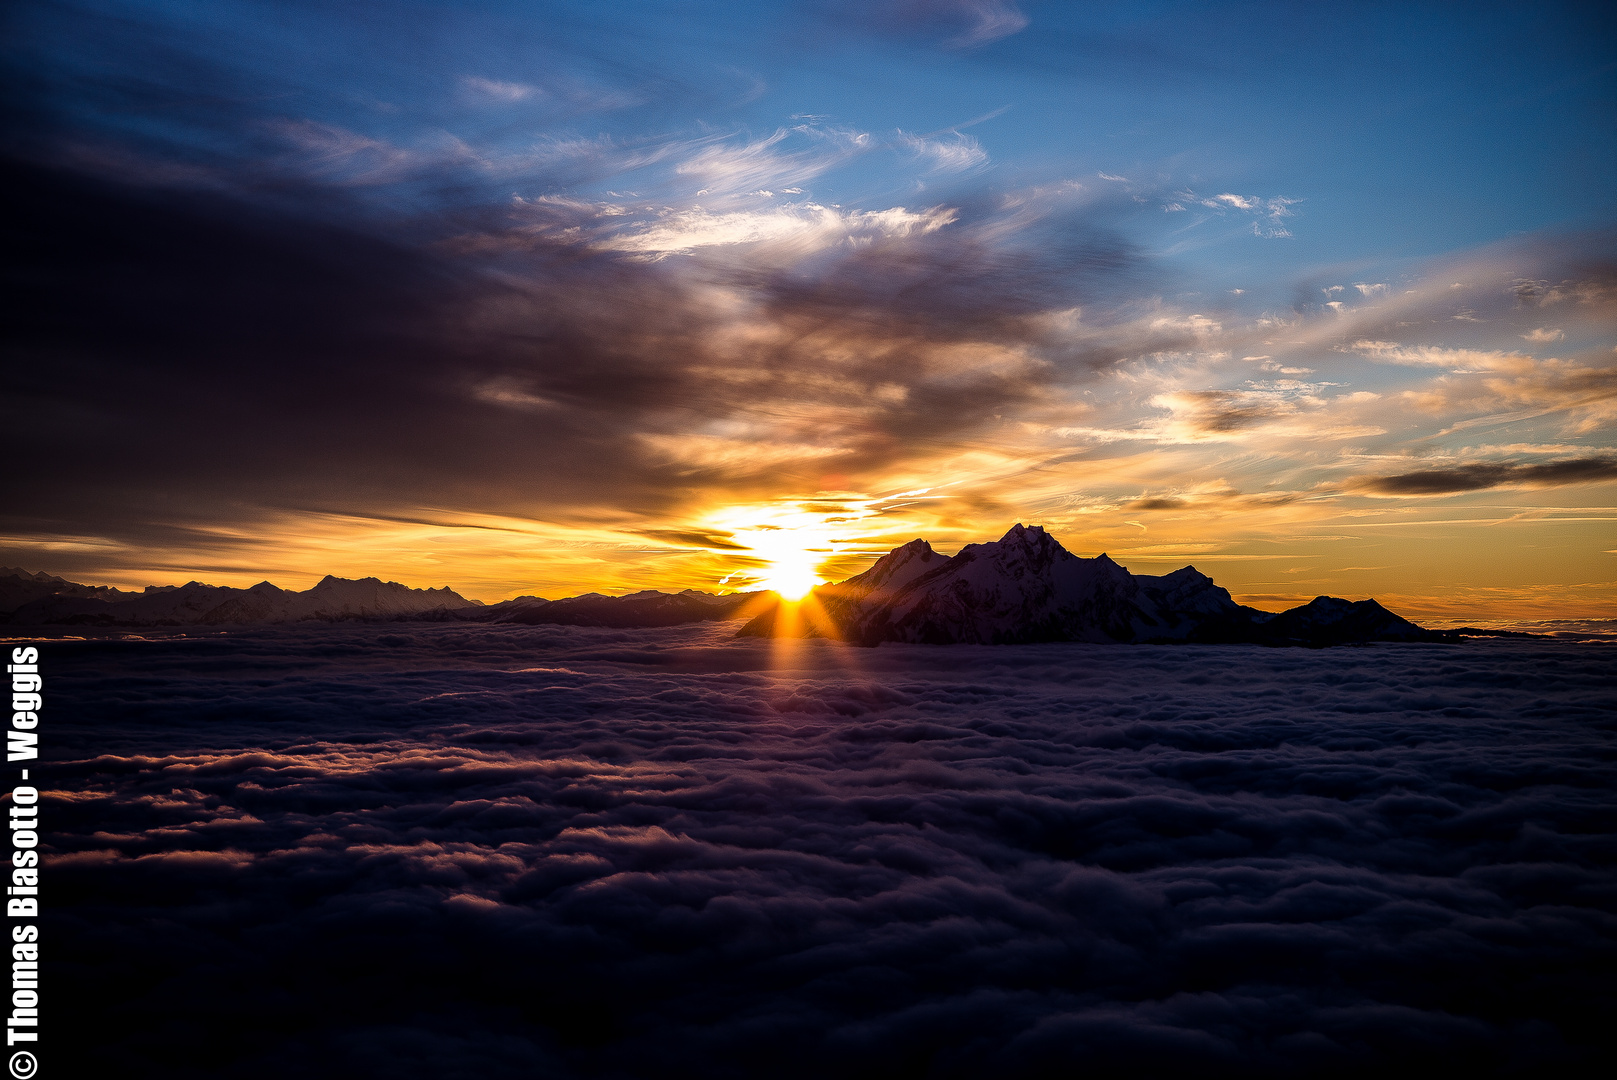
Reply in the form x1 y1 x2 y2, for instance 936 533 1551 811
40 624 1617 1076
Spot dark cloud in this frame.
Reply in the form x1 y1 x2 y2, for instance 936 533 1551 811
633 528 751 551
1507 267 1617 308
1351 457 1617 495
0 0 1237 582
1 156 686 538
37 624 1617 1076
1161 389 1297 434
1 117 1160 573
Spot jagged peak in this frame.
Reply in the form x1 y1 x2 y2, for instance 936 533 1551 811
0 568 65 583
998 522 1043 543
312 574 431 592
958 523 1077 567
839 537 947 593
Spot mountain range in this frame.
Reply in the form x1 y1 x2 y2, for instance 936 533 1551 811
0 566 755 629
1 528 1474 645
735 524 1456 647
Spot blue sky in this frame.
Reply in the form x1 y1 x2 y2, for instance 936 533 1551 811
4 1 1615 616
23 1 1611 260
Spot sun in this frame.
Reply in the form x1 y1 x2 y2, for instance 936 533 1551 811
759 555 821 601
745 532 824 600
704 498 892 602
715 510 838 601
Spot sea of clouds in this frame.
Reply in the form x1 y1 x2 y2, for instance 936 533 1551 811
40 624 1616 1078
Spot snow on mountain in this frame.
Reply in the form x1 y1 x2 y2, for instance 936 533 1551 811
289 576 476 620
847 524 1170 644
0 568 136 612
834 539 951 600
1133 565 1241 620
1 572 477 625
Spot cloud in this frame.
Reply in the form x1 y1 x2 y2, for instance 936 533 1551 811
947 0 1030 46
1153 389 1298 434
896 130 989 172
268 119 460 185
40 624 1617 1074
1348 457 1617 495
1141 380 1378 444
834 1 1030 49
1510 275 1617 307
1523 327 1565 342
1352 341 1536 372
593 202 956 257
1347 339 1617 435
461 76 538 102
1181 191 1298 238
0 144 1153 588
674 127 870 195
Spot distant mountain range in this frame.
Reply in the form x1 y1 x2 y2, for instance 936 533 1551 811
1 529 1502 645
0 566 754 629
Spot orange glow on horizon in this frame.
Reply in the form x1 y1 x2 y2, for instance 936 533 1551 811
9 478 1613 627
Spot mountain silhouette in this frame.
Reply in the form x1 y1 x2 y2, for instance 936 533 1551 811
2 527 1452 645
739 524 1448 647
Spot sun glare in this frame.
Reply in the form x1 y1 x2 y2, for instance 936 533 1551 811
709 501 864 601
760 557 820 601
742 529 825 600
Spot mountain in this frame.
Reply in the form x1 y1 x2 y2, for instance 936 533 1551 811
740 524 1449 647
1242 596 1435 646
0 535 1450 644
1 572 480 626
0 566 762 629
777 538 952 636
0 567 137 612
486 589 756 628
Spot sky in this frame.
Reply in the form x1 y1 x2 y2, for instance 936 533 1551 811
3 0 1615 619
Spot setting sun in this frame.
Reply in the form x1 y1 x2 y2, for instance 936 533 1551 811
709 502 859 600
759 557 821 601
737 528 825 600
